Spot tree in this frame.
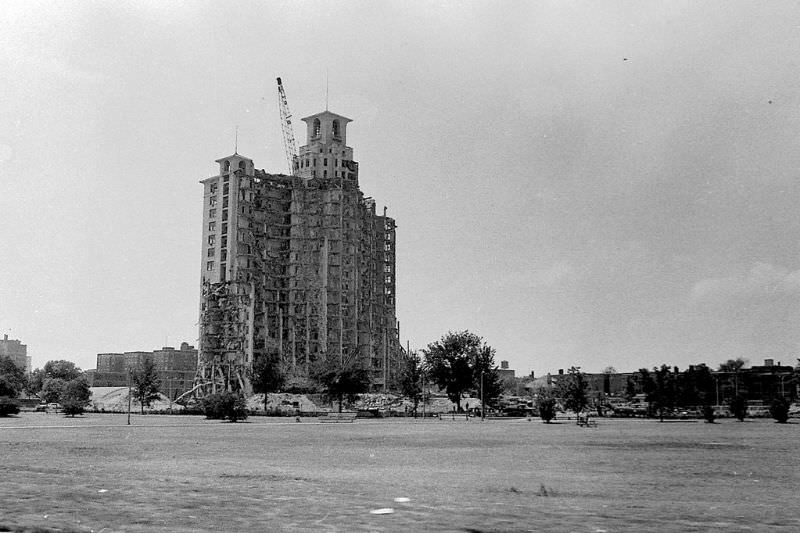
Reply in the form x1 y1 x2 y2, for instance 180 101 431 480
718 358 747 372
131 356 161 414
0 356 25 417
61 378 91 417
27 367 44 397
677 364 715 408
649 365 678 421
312 353 371 413
398 352 424 415
472 343 503 411
40 378 66 404
41 360 83 382
624 375 638 401
0 397 20 417
556 367 589 415
537 395 557 424
769 397 790 424
0 356 25 397
250 354 286 412
202 392 248 422
423 331 493 412
728 395 748 421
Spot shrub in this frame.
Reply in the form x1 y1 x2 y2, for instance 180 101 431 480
769 397 790 424
0 397 20 417
701 405 715 423
728 395 748 421
61 400 86 417
537 397 557 423
202 392 248 422
60 378 91 417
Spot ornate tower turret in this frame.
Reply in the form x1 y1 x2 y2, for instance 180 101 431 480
298 111 358 183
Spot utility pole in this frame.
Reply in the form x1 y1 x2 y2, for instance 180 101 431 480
481 370 485 421
127 369 132 426
421 366 426 420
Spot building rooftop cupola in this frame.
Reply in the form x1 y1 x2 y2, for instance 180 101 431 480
214 153 254 176
301 111 352 147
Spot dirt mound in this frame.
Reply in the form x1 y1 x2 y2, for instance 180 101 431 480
90 387 184 413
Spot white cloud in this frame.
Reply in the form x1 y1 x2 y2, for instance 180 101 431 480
690 262 800 302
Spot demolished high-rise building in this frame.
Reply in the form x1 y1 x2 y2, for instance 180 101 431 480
195 110 400 395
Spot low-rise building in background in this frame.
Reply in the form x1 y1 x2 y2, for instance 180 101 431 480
0 334 31 374
91 342 198 400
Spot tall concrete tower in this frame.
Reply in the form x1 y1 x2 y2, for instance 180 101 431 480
195 109 399 396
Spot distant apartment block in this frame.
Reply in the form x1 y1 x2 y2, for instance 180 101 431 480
92 342 198 400
0 334 31 374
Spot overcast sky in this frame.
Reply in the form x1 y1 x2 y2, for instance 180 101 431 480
2 1 800 375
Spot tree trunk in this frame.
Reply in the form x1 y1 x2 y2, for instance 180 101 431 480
264 393 268 413
338 395 343 413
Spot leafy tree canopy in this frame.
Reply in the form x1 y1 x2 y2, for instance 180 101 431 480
250 355 286 411
424 330 498 411
718 358 747 372
398 352 424 414
132 356 161 414
42 360 83 382
472 343 503 408
312 352 371 413
0 356 26 398
678 364 715 407
61 378 91 417
728 395 748 422
770 397 790 423
556 366 589 415
537 392 557 424
40 378 67 404
649 365 678 421
202 392 248 422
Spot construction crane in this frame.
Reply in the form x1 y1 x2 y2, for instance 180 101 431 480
276 77 299 176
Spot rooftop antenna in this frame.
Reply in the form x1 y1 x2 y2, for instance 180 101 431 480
325 69 329 111
234 126 239 154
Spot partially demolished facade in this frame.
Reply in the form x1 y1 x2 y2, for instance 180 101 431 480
195 110 400 396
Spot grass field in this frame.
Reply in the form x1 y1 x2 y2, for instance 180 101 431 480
1 413 798 533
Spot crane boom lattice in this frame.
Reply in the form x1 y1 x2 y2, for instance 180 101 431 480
276 77 299 176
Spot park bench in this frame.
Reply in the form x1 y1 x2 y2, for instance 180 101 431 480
576 414 597 428
319 412 358 423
